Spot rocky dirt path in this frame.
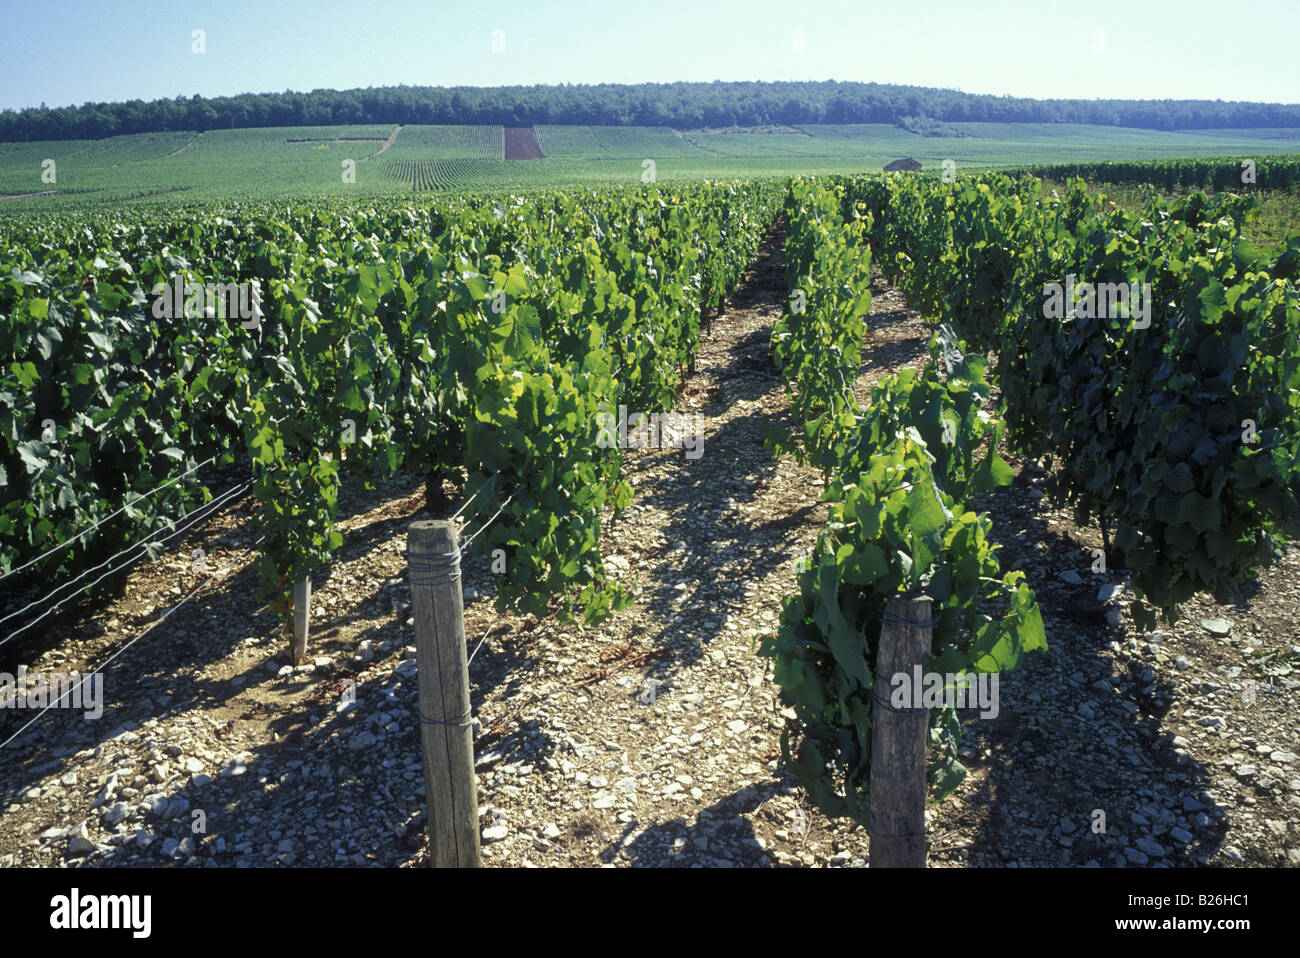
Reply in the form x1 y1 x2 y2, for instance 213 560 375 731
364 126 403 161
0 218 1296 869
166 132 202 157
453 220 841 866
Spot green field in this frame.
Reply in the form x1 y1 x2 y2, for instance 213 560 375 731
4 123 1300 207
382 125 504 160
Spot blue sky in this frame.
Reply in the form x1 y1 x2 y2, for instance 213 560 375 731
2 0 1297 112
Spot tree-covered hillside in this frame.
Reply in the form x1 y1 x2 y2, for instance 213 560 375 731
4 80 1300 142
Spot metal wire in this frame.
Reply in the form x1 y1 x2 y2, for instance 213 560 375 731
450 471 498 522
459 489 518 551
0 454 219 584
418 710 472 728
0 479 251 632
0 478 250 628
408 548 461 589
879 609 938 630
871 691 931 715
0 534 265 750
467 616 498 665
0 480 252 647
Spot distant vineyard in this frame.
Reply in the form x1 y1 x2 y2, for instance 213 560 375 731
534 126 698 158
6 123 1300 209
679 131 831 158
0 132 193 196
377 126 506 188
388 125 504 159
275 125 395 141
379 158 504 191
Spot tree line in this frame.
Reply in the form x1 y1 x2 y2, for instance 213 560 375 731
3 80 1299 142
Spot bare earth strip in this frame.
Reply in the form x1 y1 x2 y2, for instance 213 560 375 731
363 126 402 161
167 133 202 156
504 127 544 160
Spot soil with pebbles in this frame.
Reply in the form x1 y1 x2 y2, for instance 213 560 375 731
1 220 1297 868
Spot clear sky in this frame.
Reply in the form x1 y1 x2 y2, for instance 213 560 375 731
2 0 1296 112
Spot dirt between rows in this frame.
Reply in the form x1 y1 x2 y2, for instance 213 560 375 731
504 127 543 161
0 219 1296 869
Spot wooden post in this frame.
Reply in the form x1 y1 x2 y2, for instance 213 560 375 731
870 593 932 868
291 576 311 665
407 519 479 868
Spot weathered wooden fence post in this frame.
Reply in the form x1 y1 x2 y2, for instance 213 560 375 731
407 519 480 868
291 576 311 664
870 592 932 868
